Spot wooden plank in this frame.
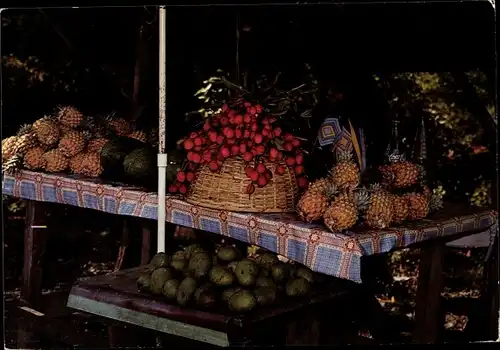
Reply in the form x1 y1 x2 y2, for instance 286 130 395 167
67 266 354 345
67 294 230 346
413 243 445 343
140 227 151 265
22 200 49 307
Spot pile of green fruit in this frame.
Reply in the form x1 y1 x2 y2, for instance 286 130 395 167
137 244 323 314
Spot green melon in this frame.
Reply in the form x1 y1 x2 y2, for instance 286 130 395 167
123 147 156 182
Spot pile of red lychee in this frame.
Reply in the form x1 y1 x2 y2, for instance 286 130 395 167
168 99 309 196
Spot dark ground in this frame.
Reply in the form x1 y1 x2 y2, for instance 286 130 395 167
3 199 496 347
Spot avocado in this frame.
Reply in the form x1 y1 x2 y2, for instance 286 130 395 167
137 272 152 292
295 267 314 284
209 266 234 287
176 277 197 306
235 259 259 287
254 287 276 306
162 279 180 299
188 252 212 280
228 290 257 313
270 263 290 284
150 268 174 295
285 278 311 297
150 252 170 269
170 258 188 272
221 287 242 303
217 246 240 262
194 284 216 308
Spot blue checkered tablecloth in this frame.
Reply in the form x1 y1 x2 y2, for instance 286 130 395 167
3 170 497 283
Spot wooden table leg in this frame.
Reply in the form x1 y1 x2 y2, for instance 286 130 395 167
22 200 48 308
141 226 151 265
114 220 130 272
413 243 445 343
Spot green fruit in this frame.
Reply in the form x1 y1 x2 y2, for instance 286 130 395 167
285 278 311 297
209 266 234 287
270 263 290 283
228 290 257 313
171 251 186 261
177 277 197 306
235 259 259 287
295 267 314 284
150 252 170 269
255 275 276 289
255 252 279 269
194 284 216 308
254 287 276 306
170 259 187 272
137 272 152 292
100 137 146 179
184 244 203 260
162 279 180 299
217 246 240 262
188 252 212 280
227 261 238 273
221 287 242 303
123 147 157 181
150 267 174 295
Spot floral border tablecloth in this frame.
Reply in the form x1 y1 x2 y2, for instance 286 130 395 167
2 170 497 283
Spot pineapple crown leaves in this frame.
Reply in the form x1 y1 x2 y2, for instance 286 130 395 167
368 183 384 194
16 124 33 136
2 154 23 175
336 148 357 164
352 187 371 212
429 189 444 213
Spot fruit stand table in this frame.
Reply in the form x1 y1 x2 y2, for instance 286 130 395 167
2 169 498 344
66 265 358 346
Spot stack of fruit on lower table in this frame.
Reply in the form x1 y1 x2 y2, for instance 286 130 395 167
137 244 326 314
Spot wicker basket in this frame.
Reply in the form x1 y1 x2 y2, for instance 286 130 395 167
186 157 299 213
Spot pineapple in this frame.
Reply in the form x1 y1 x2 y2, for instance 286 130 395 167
14 133 39 156
69 152 87 173
330 149 360 191
32 116 61 146
24 147 47 170
58 123 74 136
58 130 88 157
57 105 85 128
405 192 429 220
43 150 69 172
2 136 18 163
381 161 420 189
391 194 409 224
127 130 148 143
87 138 109 153
323 189 369 232
79 151 103 178
104 113 131 136
308 177 334 195
364 184 394 229
297 181 337 223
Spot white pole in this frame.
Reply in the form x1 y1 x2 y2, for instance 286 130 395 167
157 6 167 253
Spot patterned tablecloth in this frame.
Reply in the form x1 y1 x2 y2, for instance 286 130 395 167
2 170 497 283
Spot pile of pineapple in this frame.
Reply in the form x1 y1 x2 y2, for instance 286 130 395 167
1 106 155 178
296 150 443 233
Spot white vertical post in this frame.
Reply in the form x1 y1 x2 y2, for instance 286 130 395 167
157 6 167 253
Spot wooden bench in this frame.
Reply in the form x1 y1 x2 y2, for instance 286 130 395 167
66 266 367 346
